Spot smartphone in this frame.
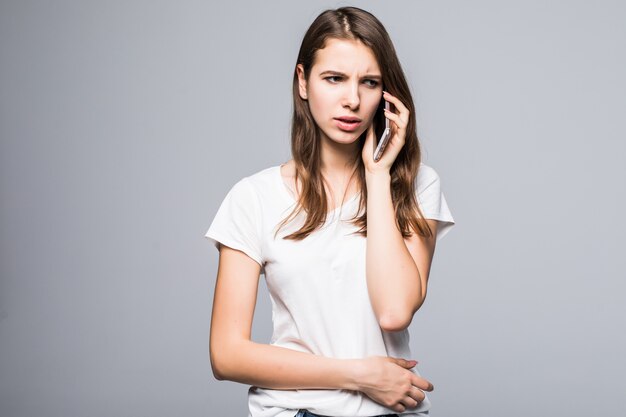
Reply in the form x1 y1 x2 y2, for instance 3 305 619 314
373 99 392 162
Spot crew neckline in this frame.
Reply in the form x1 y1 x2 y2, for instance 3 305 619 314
276 165 361 215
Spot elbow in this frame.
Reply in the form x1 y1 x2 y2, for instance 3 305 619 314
379 310 412 333
209 338 249 381
210 350 225 380
211 364 225 381
209 344 231 381
379 295 426 332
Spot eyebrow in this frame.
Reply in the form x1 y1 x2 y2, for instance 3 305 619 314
319 70 382 80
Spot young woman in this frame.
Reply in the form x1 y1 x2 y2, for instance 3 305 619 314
205 6 455 417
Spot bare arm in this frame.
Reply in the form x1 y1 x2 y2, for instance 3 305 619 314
365 171 428 332
209 244 360 390
209 244 433 412
214 339 361 391
362 91 441 333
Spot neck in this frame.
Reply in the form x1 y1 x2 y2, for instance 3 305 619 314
319 135 361 179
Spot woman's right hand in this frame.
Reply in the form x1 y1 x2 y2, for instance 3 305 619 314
352 356 434 413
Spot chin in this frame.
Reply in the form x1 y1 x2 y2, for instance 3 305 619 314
334 129 366 144
333 136 361 146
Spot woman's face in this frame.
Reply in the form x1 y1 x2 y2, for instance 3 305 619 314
297 38 383 147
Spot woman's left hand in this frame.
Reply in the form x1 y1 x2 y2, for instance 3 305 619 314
362 91 410 175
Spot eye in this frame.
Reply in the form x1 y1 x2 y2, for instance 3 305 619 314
324 76 379 87
325 76 342 83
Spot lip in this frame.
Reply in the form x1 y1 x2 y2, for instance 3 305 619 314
335 116 362 122
334 118 362 131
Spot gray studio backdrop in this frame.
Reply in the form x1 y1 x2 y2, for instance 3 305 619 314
1 1 624 416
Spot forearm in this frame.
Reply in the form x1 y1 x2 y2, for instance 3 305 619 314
365 171 421 330
213 339 361 391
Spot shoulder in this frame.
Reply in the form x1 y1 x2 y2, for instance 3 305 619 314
228 165 280 200
245 165 279 185
416 162 441 193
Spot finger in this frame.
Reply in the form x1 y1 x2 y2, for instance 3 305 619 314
411 375 434 392
382 91 409 114
382 92 410 129
393 358 416 368
383 107 407 131
400 390 421 410
408 385 426 404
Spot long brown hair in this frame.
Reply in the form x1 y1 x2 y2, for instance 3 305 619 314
275 6 434 241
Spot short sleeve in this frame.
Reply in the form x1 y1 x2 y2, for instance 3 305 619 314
416 165 456 242
204 177 264 267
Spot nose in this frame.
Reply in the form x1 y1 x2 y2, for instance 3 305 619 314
342 82 360 109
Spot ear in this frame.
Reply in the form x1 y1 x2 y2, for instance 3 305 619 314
296 64 308 100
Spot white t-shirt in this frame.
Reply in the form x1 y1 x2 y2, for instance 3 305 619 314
205 163 455 417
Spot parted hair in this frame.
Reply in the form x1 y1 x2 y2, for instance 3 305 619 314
275 6 434 241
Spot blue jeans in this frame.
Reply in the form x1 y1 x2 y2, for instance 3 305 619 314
294 410 399 417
